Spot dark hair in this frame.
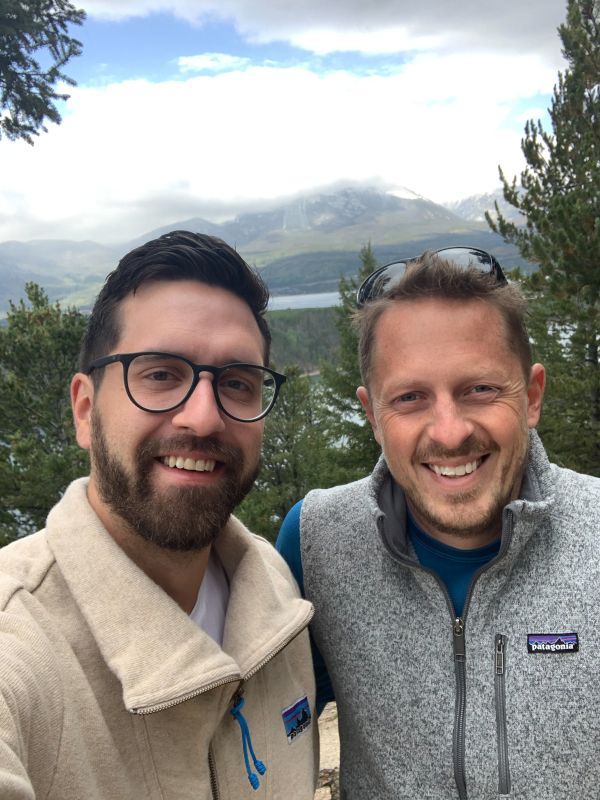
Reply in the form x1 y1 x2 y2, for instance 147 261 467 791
79 230 271 375
353 252 532 385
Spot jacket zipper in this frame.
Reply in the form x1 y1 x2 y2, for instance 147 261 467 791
131 608 314 799
448 511 515 800
130 675 240 714
379 507 516 800
495 634 511 795
209 744 220 800
453 617 468 800
129 605 314 715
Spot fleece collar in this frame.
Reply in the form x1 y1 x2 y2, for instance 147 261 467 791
373 429 557 565
46 478 313 712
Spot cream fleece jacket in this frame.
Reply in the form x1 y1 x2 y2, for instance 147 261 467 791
0 478 318 799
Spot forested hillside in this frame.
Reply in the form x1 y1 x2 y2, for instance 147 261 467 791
268 307 338 372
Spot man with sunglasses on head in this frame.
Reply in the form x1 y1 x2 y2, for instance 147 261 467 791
277 247 600 799
0 231 318 799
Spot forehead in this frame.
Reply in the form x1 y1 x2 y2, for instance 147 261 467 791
370 297 515 379
114 279 265 361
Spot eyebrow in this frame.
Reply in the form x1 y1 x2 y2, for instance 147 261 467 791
133 350 264 365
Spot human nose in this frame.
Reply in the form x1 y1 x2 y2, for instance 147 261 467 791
426 397 475 451
170 374 226 435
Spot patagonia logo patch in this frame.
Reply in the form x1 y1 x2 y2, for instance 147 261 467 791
527 633 579 653
281 695 312 743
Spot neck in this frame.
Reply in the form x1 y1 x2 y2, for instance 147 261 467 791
86 481 210 613
406 502 501 550
113 533 211 613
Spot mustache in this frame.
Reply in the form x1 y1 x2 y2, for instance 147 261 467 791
138 435 242 465
415 435 499 463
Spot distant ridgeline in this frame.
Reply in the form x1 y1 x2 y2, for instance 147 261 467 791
0 186 533 317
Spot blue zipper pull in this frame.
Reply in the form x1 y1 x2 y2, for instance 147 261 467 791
230 694 267 790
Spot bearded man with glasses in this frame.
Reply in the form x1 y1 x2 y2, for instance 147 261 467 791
0 231 318 799
277 247 600 799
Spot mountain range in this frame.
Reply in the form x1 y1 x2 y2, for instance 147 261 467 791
0 185 530 313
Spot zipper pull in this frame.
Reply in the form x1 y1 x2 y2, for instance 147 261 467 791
453 617 465 660
495 634 505 675
230 693 266 791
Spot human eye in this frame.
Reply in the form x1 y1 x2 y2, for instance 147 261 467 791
218 367 260 399
131 356 188 389
388 390 425 412
146 369 177 382
397 391 420 402
222 376 252 392
466 384 498 399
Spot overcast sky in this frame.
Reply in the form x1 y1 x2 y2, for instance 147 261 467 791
0 0 567 243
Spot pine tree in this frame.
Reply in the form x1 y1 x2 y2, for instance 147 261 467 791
487 0 600 473
0 283 88 543
0 0 86 143
319 243 382 481
236 367 332 542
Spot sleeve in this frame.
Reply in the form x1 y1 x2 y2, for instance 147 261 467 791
277 501 335 715
0 616 62 799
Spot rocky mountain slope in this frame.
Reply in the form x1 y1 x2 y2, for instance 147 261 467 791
0 185 529 313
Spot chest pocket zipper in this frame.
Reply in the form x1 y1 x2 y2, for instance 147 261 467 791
495 634 511 795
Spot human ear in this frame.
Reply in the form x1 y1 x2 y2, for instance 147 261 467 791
71 373 94 450
357 385 382 446
526 363 546 428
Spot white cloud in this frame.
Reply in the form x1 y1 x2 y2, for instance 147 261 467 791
273 26 441 56
0 0 568 242
80 0 566 62
0 43 558 242
178 53 251 73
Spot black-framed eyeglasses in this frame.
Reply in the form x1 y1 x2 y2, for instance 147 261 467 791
86 352 286 422
356 246 507 307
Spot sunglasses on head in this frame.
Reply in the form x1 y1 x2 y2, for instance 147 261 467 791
356 246 507 307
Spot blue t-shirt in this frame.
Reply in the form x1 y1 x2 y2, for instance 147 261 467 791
407 511 500 617
277 501 334 712
276 499 500 712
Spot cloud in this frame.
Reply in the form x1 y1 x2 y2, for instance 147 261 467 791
178 53 251 73
0 41 558 243
0 1 568 242
80 0 566 62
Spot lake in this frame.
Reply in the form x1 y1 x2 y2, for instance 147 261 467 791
268 291 341 310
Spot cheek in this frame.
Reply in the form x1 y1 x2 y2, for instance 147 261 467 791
94 402 156 450
377 418 414 459
237 422 264 457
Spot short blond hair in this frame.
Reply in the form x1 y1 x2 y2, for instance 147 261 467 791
353 252 531 386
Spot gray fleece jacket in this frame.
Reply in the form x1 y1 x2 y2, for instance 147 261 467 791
300 431 600 799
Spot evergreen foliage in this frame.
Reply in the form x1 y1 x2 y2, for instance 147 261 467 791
319 243 382 481
0 283 88 543
268 307 338 373
487 0 600 474
236 367 332 542
240 247 386 540
0 0 86 143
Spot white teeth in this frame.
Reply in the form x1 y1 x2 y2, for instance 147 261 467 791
430 459 480 477
161 457 216 472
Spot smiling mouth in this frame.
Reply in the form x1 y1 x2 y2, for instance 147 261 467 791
160 456 216 472
427 457 484 477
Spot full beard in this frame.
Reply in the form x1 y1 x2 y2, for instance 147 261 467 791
402 434 528 542
90 411 260 552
